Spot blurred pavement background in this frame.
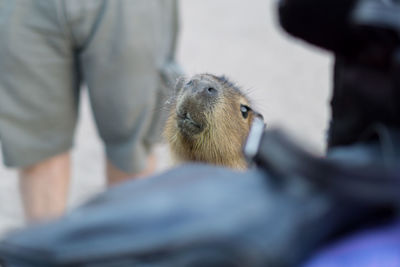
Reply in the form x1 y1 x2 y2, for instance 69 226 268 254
0 0 332 236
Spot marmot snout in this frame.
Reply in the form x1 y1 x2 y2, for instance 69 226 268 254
164 74 263 169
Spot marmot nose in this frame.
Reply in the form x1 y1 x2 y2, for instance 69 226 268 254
192 84 218 97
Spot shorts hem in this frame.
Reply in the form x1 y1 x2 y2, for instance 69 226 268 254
105 142 149 174
2 142 73 169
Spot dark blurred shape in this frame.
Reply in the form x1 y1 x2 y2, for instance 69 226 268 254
328 57 400 147
278 0 400 63
0 162 391 267
276 1 400 265
278 0 360 57
280 0 400 147
0 125 399 266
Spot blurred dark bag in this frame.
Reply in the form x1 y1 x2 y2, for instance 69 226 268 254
279 0 400 148
0 121 399 267
278 0 400 60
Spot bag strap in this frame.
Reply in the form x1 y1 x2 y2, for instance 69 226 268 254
245 118 400 205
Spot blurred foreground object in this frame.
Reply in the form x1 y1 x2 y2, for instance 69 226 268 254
279 0 400 266
0 126 398 266
280 0 400 148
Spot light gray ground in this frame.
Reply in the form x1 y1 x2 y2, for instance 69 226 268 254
0 1 332 237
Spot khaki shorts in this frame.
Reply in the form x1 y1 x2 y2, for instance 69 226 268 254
0 0 181 172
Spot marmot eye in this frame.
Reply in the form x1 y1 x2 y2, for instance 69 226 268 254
240 104 250 119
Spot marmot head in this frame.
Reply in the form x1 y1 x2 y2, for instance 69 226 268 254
164 74 263 169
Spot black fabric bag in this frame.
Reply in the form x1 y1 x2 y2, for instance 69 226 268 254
278 0 400 59
0 125 398 267
279 0 400 148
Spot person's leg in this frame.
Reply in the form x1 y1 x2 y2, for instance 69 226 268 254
106 154 156 186
77 0 181 184
19 152 71 222
0 1 77 222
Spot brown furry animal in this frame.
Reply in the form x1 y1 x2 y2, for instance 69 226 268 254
163 74 262 169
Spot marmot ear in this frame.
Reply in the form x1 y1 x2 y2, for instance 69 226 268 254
174 76 186 94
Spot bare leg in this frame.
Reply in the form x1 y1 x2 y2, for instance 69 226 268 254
19 152 70 223
106 154 156 186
